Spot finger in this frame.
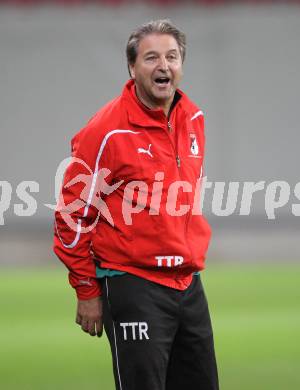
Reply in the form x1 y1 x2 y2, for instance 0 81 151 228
96 319 103 337
88 320 97 337
81 318 89 333
76 314 82 325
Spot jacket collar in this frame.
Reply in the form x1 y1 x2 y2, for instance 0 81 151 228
122 79 186 128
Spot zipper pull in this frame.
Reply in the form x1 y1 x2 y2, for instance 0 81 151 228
167 121 172 132
176 155 181 167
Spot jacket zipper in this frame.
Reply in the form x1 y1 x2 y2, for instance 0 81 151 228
166 117 193 279
167 120 181 168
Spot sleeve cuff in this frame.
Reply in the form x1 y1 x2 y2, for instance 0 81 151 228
75 283 102 300
68 273 102 300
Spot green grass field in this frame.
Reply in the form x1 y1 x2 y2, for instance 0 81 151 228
0 263 299 390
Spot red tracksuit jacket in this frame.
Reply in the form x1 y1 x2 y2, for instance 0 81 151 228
53 80 211 299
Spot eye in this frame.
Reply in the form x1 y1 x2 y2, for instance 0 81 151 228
145 55 157 61
167 54 178 61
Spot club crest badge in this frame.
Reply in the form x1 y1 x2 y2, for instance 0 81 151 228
189 133 199 156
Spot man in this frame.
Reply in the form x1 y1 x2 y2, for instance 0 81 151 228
54 19 219 390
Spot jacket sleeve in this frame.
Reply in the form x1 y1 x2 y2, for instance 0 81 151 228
53 121 114 300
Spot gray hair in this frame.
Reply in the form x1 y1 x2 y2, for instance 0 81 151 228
126 19 186 70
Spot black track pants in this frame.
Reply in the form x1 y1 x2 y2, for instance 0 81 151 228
100 273 219 390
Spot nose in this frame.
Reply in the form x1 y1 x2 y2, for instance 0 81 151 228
157 56 169 72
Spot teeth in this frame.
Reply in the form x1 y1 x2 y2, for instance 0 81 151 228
155 78 169 83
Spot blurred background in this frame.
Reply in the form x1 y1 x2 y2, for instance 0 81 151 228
0 1 299 389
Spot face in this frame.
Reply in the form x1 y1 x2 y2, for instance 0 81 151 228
129 33 183 111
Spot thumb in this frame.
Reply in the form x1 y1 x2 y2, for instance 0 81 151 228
96 318 103 338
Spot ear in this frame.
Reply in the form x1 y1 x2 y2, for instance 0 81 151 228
129 64 135 79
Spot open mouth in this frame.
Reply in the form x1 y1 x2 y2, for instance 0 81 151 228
154 77 171 86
